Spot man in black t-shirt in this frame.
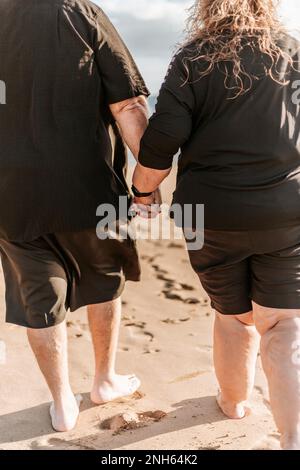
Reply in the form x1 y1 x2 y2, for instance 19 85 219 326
0 0 149 431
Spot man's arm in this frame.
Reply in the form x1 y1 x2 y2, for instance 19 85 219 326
109 96 149 160
110 96 163 207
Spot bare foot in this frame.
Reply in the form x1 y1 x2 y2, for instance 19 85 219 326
216 392 250 419
90 374 141 405
50 394 82 432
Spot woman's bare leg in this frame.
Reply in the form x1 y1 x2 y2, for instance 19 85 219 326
253 302 300 450
214 311 260 419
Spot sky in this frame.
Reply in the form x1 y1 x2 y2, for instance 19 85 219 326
95 0 300 95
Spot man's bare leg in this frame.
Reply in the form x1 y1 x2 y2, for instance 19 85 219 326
27 321 80 432
88 298 141 404
253 303 300 450
214 311 260 419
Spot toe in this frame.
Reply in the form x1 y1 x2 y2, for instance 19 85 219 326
129 375 141 392
235 405 246 419
126 374 137 380
75 394 83 408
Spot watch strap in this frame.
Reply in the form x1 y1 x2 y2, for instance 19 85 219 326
131 185 154 198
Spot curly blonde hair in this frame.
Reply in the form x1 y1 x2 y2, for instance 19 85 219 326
184 0 297 97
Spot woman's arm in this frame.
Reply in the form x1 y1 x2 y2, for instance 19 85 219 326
133 50 195 206
132 163 171 205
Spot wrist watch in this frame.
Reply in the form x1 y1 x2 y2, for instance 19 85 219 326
131 185 154 198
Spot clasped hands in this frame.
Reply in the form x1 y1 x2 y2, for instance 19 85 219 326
130 188 162 219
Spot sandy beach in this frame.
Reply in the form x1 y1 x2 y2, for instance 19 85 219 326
0 170 278 451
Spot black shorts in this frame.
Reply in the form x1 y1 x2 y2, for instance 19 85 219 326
0 229 140 329
188 226 300 314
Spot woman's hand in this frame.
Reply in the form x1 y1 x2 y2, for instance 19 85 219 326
131 162 171 218
130 188 162 219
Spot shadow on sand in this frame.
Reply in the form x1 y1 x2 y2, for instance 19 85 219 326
0 394 227 450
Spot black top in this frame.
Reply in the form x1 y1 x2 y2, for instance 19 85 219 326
0 0 149 241
139 34 300 231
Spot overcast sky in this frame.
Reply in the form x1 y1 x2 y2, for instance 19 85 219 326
95 0 300 94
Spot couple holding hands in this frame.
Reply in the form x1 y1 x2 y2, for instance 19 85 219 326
1 0 300 450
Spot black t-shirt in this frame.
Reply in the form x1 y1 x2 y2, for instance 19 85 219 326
139 34 300 231
0 0 149 241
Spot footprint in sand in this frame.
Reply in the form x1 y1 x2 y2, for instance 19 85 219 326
180 283 195 291
196 345 213 353
67 321 91 341
169 370 210 384
100 390 145 408
143 347 161 354
162 287 207 306
152 266 173 280
162 317 192 325
122 320 155 353
152 266 206 304
157 274 176 283
198 445 221 450
125 321 146 329
167 242 183 249
163 290 185 301
122 314 136 321
101 409 167 434
30 437 87 451
124 322 154 342
141 254 162 263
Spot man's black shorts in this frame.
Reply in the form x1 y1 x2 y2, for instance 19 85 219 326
0 229 140 329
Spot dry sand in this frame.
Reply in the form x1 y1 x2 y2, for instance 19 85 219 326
0 169 279 450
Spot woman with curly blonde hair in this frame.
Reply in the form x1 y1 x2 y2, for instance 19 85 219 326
133 0 300 450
